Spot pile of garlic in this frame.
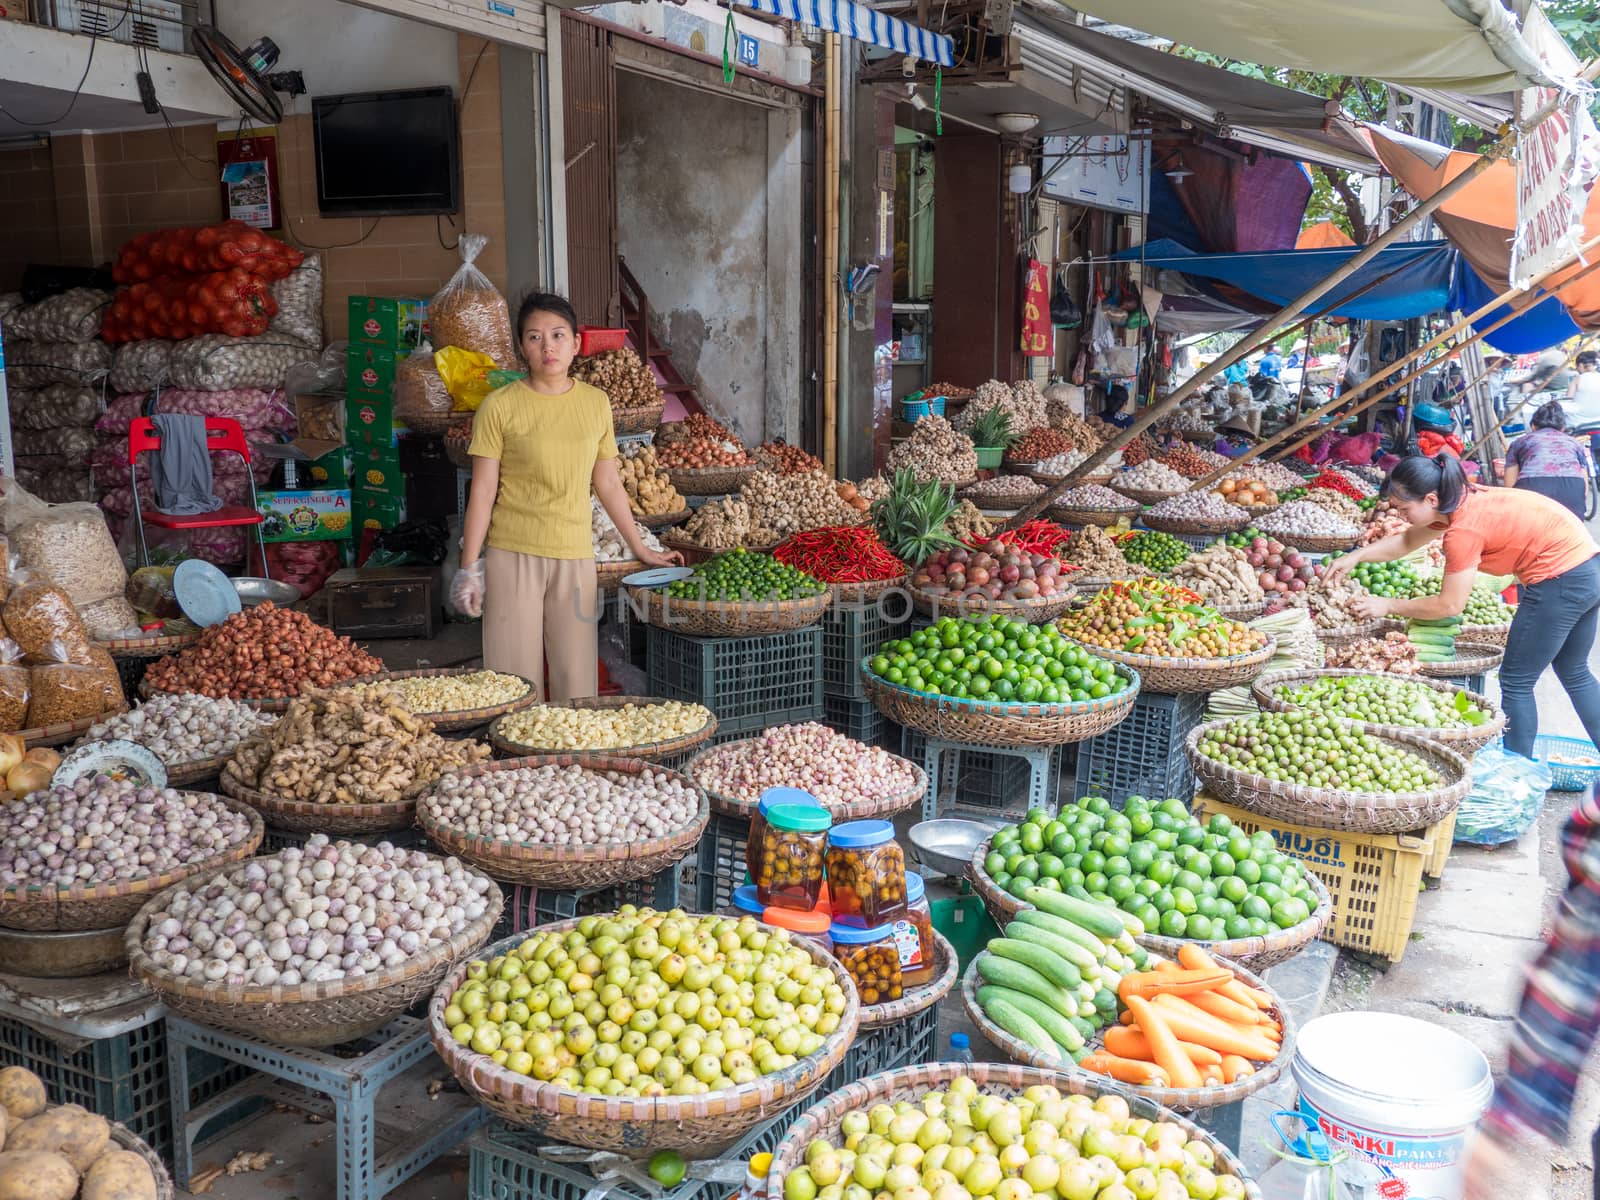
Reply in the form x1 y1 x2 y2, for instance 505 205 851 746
591 497 666 563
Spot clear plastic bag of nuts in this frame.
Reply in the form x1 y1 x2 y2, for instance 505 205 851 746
0 639 30 731
26 641 123 728
3 572 93 662
429 234 516 366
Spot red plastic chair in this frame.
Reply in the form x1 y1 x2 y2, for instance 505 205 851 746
128 416 268 575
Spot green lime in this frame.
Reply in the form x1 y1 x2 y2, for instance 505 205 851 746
1235 858 1262 885
1049 832 1076 857
1186 914 1214 940
1209 852 1236 878
1224 915 1252 940
1146 858 1177 886
984 851 1007 877
1036 854 1064 879
649 1151 687 1187
1219 876 1249 905
1020 826 1044 853
1084 871 1108 895
1159 909 1188 938
1034 875 1062 892
1106 875 1137 902
1240 895 1271 921
1014 859 1041 883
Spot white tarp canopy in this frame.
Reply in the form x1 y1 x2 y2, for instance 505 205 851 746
1056 0 1565 94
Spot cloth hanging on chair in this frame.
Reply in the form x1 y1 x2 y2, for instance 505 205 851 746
150 414 223 516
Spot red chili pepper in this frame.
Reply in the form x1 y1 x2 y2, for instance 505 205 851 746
1309 470 1365 500
773 527 907 583
966 519 1076 557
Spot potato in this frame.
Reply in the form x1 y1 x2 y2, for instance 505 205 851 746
82 1149 158 1200
8 1106 109 1173
0 1104 7 1151
0 1069 43 1123
0 1149 78 1200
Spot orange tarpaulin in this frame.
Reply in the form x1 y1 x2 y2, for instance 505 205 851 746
1297 221 1356 249
1361 124 1600 330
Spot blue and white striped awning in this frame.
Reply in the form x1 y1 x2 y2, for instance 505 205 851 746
735 0 954 66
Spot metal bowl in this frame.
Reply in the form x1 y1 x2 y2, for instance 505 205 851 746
909 818 1006 878
232 577 302 606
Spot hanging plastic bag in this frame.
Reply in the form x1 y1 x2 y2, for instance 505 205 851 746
429 234 516 366
434 346 499 412
0 639 30 731
1050 267 1082 329
394 346 455 426
1088 303 1115 355
1456 743 1551 846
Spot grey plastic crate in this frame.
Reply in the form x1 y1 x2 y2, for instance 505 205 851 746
822 693 900 750
1072 689 1207 805
647 625 823 731
493 858 686 940
822 603 906 698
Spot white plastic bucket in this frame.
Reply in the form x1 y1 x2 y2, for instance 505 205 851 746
1291 1011 1494 1200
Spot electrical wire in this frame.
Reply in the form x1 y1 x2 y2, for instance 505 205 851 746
0 4 123 127
292 218 383 251
437 212 461 250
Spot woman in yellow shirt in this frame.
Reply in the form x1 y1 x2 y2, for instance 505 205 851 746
451 294 679 700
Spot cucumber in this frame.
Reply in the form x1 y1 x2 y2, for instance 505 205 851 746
978 985 1085 1053
983 995 1062 1059
1004 920 1103 974
1024 887 1127 940
1068 1015 1097 1042
975 954 1079 1021
1092 987 1120 1017
989 938 1083 990
1009 910 1106 964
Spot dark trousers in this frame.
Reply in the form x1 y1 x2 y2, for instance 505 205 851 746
1516 476 1587 519
1501 554 1600 757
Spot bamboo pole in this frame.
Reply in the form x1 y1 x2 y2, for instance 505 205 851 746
822 34 841 476
1181 235 1600 492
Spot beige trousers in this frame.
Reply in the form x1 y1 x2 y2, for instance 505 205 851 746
483 547 599 701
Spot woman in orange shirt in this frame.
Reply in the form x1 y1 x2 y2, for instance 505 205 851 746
1326 453 1600 756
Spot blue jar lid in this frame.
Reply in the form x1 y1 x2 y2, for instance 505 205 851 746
829 921 893 944
906 872 925 903
733 885 764 914
759 787 820 816
951 1032 969 1050
828 819 894 849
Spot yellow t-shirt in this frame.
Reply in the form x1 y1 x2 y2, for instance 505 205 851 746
468 379 618 559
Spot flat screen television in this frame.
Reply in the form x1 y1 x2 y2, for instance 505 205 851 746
312 87 461 218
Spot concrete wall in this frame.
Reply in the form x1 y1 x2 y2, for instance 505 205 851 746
614 69 802 444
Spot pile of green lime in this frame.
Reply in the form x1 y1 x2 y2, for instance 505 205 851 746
868 615 1128 703
1119 531 1190 571
982 798 1319 941
1274 674 1488 729
1197 711 1440 792
1351 561 1427 599
665 548 826 602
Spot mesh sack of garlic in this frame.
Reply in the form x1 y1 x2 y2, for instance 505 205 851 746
591 496 665 562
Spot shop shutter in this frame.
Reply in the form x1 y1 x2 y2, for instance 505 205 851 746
561 14 620 327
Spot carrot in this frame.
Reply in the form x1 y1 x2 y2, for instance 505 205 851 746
1188 990 1267 1027
1078 1051 1170 1087
1104 1026 1223 1067
1117 968 1233 1002
1125 995 1204 1088
1200 1064 1226 1087
1148 995 1279 1060
1220 978 1274 1012
1175 944 1223 973
1220 1055 1256 1084
1153 960 1183 975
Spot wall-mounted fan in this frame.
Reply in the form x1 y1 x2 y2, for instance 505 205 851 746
192 27 305 125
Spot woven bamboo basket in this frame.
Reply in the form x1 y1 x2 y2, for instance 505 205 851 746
907 585 1078 626
163 751 235 788
1314 620 1385 648
141 677 297 712
961 950 1294 1110
860 659 1140 749
418 755 709 888
1460 621 1512 648
1415 642 1505 678
1020 467 1086 487
400 409 463 435
667 464 758 495
1185 717 1471 835
628 584 832 636
1211 598 1267 621
219 771 421 835
859 931 958 1030
1265 529 1360 553
1048 504 1137 527
0 793 263 932
341 667 538 733
0 924 130 977
638 506 692 529
657 534 719 564
828 575 908 605
1252 668 1506 756
1140 511 1251 537
764 1062 1263 1200
595 559 644 591
126 856 502 1048
957 483 1045 509
612 401 666 435
16 704 132 749
489 695 718 762
1235 501 1282 519
427 919 859 1153
445 435 473 468
1108 483 1183 506
1057 633 1277 695
97 629 202 656
967 836 1334 971
684 738 927 821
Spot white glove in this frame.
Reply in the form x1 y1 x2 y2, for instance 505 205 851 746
450 559 486 618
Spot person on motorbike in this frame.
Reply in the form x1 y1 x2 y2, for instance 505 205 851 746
1567 349 1600 430
1504 401 1590 518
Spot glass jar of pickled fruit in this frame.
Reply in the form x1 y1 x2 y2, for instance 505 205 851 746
825 819 908 927
829 921 903 1006
892 872 937 988
746 786 821 882
752 803 832 910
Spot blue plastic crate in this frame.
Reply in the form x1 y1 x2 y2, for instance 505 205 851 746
1536 733 1600 792
822 693 900 750
0 1012 251 1165
647 625 823 733
1072 690 1206 806
493 858 688 939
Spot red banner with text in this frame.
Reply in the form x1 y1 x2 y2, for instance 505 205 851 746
1021 258 1054 358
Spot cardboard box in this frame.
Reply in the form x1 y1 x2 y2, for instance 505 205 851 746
347 344 399 400
283 448 349 489
353 491 405 533
256 394 347 478
348 295 429 350
350 444 404 498
257 489 354 541
345 396 397 446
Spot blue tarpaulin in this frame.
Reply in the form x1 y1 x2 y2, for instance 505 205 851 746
1449 266 1582 355
1114 238 1457 320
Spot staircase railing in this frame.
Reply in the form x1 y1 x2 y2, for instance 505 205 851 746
618 258 651 364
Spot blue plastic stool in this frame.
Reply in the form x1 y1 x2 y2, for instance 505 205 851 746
919 735 1059 822
166 1015 487 1200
